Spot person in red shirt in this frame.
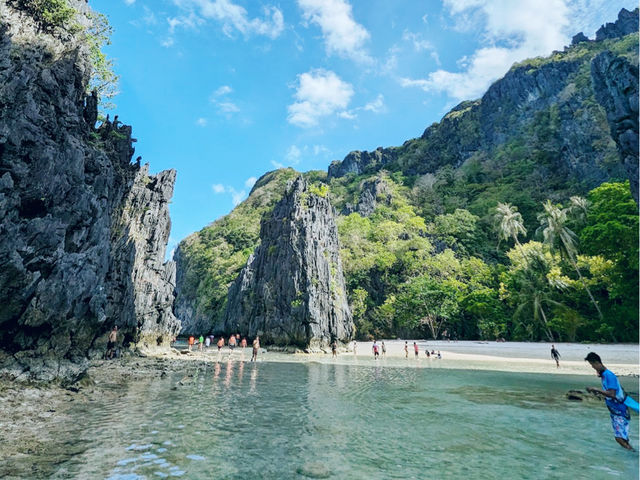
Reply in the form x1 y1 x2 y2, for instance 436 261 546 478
413 342 419 357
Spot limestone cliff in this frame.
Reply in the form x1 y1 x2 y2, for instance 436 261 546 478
591 50 639 203
327 8 639 192
222 177 353 349
0 0 179 380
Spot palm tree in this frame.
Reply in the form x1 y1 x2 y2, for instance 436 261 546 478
537 200 603 319
495 203 527 251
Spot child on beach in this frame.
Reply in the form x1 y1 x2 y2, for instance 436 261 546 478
413 342 419 357
381 341 386 356
404 341 408 358
372 341 380 359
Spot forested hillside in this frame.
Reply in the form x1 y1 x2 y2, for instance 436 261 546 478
174 9 638 343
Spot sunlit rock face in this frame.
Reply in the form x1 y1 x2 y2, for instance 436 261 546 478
223 177 353 350
0 0 179 380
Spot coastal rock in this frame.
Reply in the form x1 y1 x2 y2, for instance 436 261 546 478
222 177 353 348
0 0 178 380
591 50 639 203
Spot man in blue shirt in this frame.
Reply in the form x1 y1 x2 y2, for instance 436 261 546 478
585 352 634 450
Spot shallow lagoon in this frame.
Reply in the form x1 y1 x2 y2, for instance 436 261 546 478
44 359 639 479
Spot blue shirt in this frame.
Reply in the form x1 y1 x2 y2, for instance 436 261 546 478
601 369 627 415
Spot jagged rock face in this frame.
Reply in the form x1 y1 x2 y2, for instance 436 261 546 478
0 1 179 380
328 147 396 179
591 51 639 203
223 177 353 349
327 10 638 186
343 178 391 217
595 8 638 41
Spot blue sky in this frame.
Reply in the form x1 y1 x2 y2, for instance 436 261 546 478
91 0 635 256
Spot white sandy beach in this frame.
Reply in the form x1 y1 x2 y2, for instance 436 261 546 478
165 340 640 377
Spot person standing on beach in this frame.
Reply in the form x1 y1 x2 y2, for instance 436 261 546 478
551 345 561 368
413 342 419 358
229 334 237 352
404 341 408 358
198 335 204 351
251 336 260 362
188 335 195 351
353 341 357 355
106 326 118 359
241 337 247 349
381 341 386 357
585 352 635 450
425 349 430 358
217 336 224 351
331 339 338 357
372 341 380 359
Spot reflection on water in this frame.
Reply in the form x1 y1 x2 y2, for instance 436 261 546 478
17 360 638 479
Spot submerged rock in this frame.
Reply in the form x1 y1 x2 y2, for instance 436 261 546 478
0 0 179 380
222 176 353 349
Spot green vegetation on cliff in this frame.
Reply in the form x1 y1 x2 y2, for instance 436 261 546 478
175 28 638 342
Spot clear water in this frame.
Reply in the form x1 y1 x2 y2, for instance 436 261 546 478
44 360 638 479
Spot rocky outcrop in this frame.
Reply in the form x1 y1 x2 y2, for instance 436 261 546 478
591 51 639 203
595 8 638 41
222 177 353 349
343 177 391 217
326 9 638 186
328 147 396 179
0 1 179 380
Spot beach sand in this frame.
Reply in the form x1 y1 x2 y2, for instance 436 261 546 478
157 339 639 377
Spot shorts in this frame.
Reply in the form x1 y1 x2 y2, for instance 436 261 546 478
107 341 115 350
230 345 235 350
610 413 630 440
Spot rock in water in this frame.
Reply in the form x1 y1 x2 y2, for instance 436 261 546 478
223 176 353 349
591 50 639 203
0 1 179 380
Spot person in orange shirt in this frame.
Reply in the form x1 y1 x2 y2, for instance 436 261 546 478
188 335 195 351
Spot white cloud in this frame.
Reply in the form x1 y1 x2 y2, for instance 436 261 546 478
217 102 240 113
124 0 136 5
161 37 175 47
172 0 284 38
363 94 385 113
195 117 208 126
230 188 246 206
402 31 441 65
287 69 354 128
298 0 372 63
211 183 247 205
244 176 257 188
401 0 572 101
286 145 302 164
214 85 233 96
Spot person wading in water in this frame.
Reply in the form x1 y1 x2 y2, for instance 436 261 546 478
585 352 638 450
251 336 260 362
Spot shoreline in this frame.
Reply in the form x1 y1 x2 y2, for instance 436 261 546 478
153 339 639 377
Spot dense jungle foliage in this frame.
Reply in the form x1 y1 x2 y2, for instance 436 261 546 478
176 29 639 343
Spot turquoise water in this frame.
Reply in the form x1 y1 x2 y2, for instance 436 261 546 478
49 360 638 479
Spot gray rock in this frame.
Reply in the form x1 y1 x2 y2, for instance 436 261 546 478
328 147 397 179
595 8 638 41
222 177 353 349
343 177 391 217
591 50 639 203
0 1 179 380
571 32 589 45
